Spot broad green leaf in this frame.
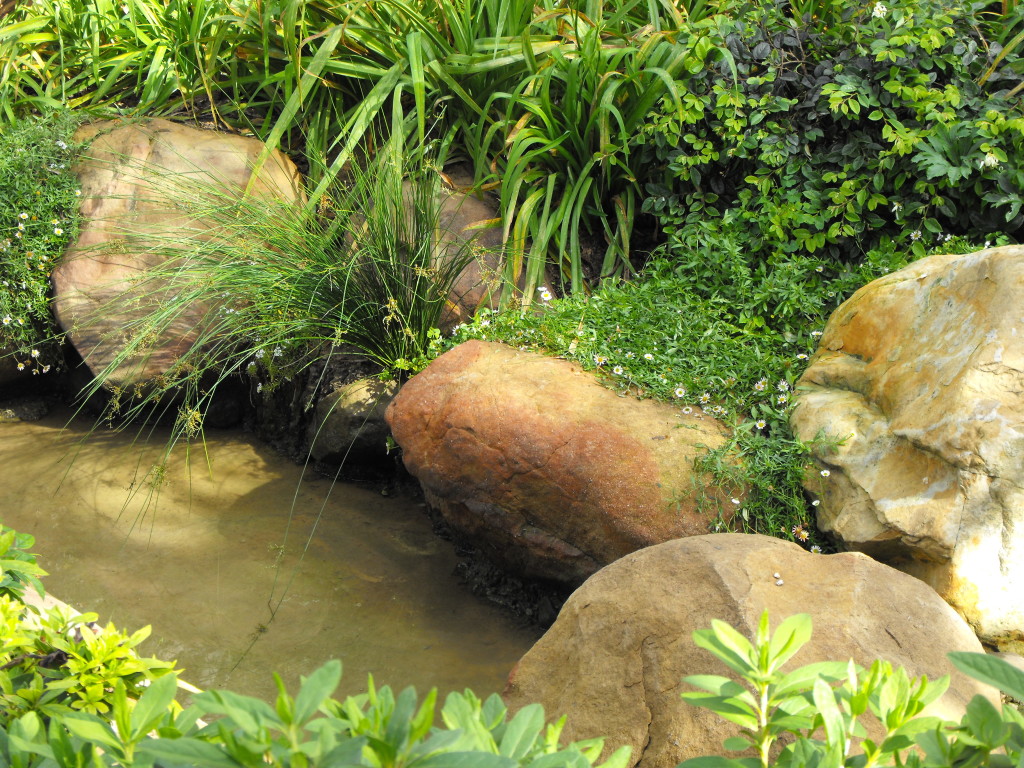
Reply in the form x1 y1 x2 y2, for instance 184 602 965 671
683 674 750 699
293 660 342 726
773 662 851 698
130 674 179 740
680 693 759 729
137 737 243 767
499 703 544 759
595 745 633 768
949 652 1024 703
812 678 846 748
63 716 121 750
692 627 756 678
767 614 813 672
723 736 752 751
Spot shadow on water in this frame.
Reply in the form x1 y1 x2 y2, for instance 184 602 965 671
0 406 541 702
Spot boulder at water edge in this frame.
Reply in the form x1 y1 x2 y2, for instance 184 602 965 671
307 376 398 465
384 340 736 586
791 245 1024 649
503 533 997 768
53 118 305 386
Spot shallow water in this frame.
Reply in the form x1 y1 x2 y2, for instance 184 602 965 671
0 407 541 702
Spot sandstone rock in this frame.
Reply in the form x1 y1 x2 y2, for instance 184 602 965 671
385 340 736 585
791 246 1024 649
308 376 398 465
52 118 304 387
503 533 997 768
411 172 506 330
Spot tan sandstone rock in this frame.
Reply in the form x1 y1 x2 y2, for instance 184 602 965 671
52 118 304 386
384 340 736 585
503 533 997 768
307 376 398 465
791 246 1024 648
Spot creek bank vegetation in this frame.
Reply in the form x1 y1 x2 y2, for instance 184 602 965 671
4 0 1024 552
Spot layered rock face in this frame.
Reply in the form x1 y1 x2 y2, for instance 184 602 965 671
503 534 996 768
791 246 1024 648
53 118 304 386
385 340 736 586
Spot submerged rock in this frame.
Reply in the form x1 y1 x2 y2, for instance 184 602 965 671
503 533 996 768
385 340 737 586
0 396 49 422
792 245 1024 648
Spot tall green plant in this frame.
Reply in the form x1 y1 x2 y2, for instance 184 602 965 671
680 611 1024 768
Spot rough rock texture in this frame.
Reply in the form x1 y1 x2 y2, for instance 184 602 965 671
0 396 49 422
791 246 1024 648
385 340 736 586
415 171 506 330
503 533 998 768
307 376 398 465
52 118 304 386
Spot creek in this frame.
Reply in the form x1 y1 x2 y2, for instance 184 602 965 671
0 406 541 702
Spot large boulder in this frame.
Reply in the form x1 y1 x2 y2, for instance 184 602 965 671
503 533 997 768
791 246 1024 649
52 118 305 386
385 340 737 586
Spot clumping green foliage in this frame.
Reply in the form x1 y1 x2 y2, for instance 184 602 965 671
680 611 1024 768
641 0 1024 326
0 524 46 603
0 110 82 371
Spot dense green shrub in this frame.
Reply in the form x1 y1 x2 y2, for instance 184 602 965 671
0 110 82 371
641 0 1024 334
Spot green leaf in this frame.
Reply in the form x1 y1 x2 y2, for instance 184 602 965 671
137 737 244 767
949 653 1024 703
499 703 544 759
767 613 812 673
812 678 846 748
63 716 122 750
723 736 752 751
293 660 342 726
130 674 180 740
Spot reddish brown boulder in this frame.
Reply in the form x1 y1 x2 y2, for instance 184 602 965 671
503 533 997 768
385 340 736 585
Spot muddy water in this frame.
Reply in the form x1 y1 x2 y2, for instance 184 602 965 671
0 407 541 702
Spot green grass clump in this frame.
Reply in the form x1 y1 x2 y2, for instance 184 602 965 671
0 110 83 373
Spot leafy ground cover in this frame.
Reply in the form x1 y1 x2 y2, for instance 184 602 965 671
0 110 83 373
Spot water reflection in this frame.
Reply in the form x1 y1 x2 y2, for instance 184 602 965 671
0 407 540 702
